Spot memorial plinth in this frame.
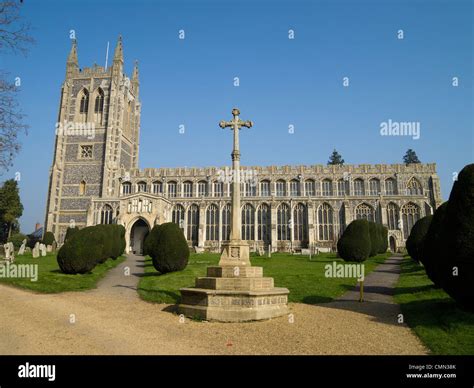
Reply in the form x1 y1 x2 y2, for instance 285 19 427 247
178 108 289 322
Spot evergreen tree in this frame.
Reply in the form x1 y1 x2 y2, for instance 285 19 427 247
0 179 24 241
327 149 345 165
403 149 421 164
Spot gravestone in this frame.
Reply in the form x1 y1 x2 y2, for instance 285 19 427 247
3 242 15 263
46 245 52 253
18 239 27 255
32 242 40 258
39 243 47 257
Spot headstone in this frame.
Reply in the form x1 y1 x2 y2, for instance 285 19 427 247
267 244 272 258
194 247 204 254
18 239 27 255
46 245 53 252
3 242 15 263
40 243 47 257
25 247 31 253
257 246 265 256
301 248 310 256
32 242 40 258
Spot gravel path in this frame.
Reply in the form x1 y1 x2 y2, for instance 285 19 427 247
0 255 427 355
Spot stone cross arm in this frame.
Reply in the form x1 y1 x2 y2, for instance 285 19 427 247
219 119 253 130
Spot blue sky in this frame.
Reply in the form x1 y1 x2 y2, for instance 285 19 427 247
1 0 472 232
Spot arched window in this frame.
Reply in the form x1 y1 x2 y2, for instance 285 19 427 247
100 204 113 224
79 180 86 196
354 179 365 196
304 179 315 196
260 180 270 196
244 182 256 197
137 181 147 193
152 181 163 194
241 204 255 240
355 203 375 222
293 203 308 244
401 202 420 238
318 203 334 241
385 178 397 195
183 181 193 198
387 202 399 230
198 181 208 197
122 182 131 195
406 178 422 195
257 203 271 243
276 180 286 197
187 204 199 245
277 203 291 240
322 179 333 196
369 178 381 196
213 181 223 197
167 181 177 198
222 203 231 240
290 179 300 197
206 204 219 241
172 204 185 229
78 89 89 121
337 178 349 196
94 88 104 124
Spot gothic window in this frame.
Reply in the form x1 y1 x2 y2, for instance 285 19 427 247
152 181 163 194
322 179 333 196
137 181 147 193
369 178 381 196
80 145 93 159
198 181 207 197
276 180 286 197
337 178 349 196
277 203 291 240
183 181 193 198
122 182 131 195
213 181 223 197
305 179 315 196
290 179 300 197
354 179 365 196
318 203 334 241
79 180 86 196
387 202 399 230
100 204 113 224
206 204 219 241
222 203 231 240
293 203 308 244
241 204 255 240
94 88 104 124
257 203 271 243
260 180 270 196
406 178 422 195
401 202 420 239
167 181 177 198
244 182 257 197
172 204 185 229
79 89 89 120
385 178 397 195
187 204 199 245
142 199 152 213
355 203 375 222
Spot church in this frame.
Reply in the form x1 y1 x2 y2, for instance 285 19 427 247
44 38 443 254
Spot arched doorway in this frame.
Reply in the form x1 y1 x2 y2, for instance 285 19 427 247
389 236 397 253
130 219 150 255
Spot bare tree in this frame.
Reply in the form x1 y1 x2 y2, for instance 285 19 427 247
0 1 34 174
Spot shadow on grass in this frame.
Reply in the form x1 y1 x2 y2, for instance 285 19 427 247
395 284 436 295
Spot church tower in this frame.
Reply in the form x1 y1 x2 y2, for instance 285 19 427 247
44 37 141 243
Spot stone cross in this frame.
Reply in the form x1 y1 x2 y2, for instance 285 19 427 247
219 108 253 242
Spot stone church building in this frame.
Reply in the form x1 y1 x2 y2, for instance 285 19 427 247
44 38 443 254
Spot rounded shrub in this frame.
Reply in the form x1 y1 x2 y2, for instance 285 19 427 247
438 164 474 310
92 225 113 264
380 225 388 253
42 231 56 246
337 219 371 262
64 227 80 243
148 222 189 273
368 222 379 257
8 233 27 249
406 215 432 262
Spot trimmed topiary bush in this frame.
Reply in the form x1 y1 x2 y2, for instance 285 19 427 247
438 164 474 310
8 233 27 249
42 231 55 246
380 225 388 253
337 219 371 262
368 222 379 257
64 227 79 243
148 222 189 273
406 215 432 262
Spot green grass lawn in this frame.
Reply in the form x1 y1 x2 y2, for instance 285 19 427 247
0 252 126 293
394 258 474 355
138 252 389 304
